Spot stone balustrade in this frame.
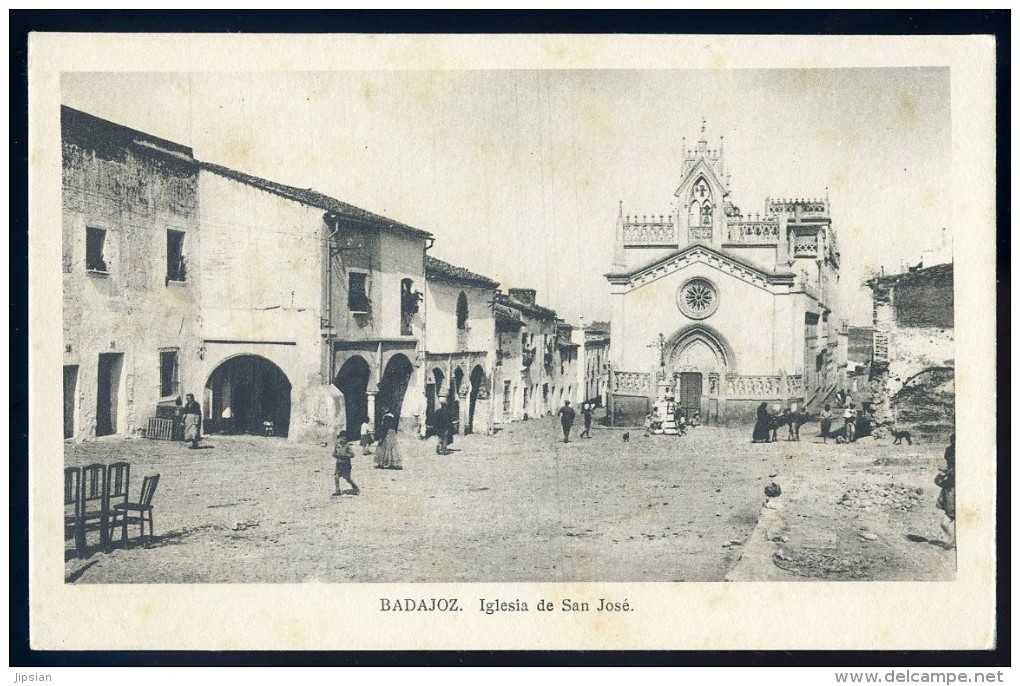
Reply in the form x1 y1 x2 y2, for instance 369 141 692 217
623 217 676 245
613 371 652 396
725 374 804 399
726 220 780 242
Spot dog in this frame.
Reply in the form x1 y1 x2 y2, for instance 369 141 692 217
622 431 630 443
892 430 913 445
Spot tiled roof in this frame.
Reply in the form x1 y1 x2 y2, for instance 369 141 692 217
62 105 196 161
199 162 433 240
62 106 432 240
494 292 558 321
866 262 953 288
425 255 499 288
494 304 524 328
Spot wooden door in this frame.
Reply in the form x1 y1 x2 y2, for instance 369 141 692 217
678 372 703 413
63 365 78 439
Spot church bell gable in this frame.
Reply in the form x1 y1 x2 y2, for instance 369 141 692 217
673 123 728 249
675 159 727 247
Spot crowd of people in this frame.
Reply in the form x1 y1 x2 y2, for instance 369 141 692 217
750 395 877 445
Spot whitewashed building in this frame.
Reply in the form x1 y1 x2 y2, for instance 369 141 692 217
423 255 499 436
606 125 845 425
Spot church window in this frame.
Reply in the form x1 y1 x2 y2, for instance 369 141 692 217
701 204 713 226
676 277 719 320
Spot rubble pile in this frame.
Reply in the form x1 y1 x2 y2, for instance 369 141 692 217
772 547 871 580
838 482 924 513
891 367 955 442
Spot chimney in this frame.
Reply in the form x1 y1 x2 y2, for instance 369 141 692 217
508 288 537 305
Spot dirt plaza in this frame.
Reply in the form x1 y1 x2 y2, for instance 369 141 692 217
64 418 954 584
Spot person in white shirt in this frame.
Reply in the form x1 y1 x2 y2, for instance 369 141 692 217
843 404 857 443
359 418 374 455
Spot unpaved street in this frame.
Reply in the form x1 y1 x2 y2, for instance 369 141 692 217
64 419 954 583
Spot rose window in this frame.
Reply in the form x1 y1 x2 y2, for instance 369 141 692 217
677 278 719 319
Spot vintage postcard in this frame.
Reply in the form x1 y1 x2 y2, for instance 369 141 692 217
28 33 997 650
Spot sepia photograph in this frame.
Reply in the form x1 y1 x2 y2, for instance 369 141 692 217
27 31 997 652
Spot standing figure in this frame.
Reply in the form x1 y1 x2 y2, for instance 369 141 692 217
935 434 956 548
172 395 184 441
843 403 857 443
332 433 360 496
433 400 453 455
819 404 833 443
579 403 594 439
770 406 782 443
557 400 576 443
359 417 374 456
752 402 771 443
182 393 202 449
374 409 403 470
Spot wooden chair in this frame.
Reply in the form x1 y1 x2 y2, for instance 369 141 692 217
79 463 108 548
115 474 160 546
105 462 131 544
64 466 84 555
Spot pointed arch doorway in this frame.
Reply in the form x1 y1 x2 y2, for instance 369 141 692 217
666 324 734 422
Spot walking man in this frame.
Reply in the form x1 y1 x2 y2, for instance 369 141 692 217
843 403 857 443
579 403 594 439
557 400 576 443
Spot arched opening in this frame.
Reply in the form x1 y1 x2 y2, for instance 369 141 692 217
377 354 414 432
890 366 955 442
400 278 418 336
665 324 734 420
456 291 469 330
467 365 485 434
335 355 370 441
449 366 464 433
206 355 292 437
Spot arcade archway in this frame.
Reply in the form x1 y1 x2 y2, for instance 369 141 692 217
466 365 485 434
206 355 292 437
335 355 370 441
377 354 414 432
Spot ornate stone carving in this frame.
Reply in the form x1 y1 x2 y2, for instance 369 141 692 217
726 220 780 242
623 218 675 245
676 277 719 320
793 233 818 256
614 371 652 396
690 226 713 241
724 374 805 399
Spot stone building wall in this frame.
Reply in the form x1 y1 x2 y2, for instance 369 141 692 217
62 107 202 440
868 263 954 439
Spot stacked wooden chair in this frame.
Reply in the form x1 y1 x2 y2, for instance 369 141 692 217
64 461 161 554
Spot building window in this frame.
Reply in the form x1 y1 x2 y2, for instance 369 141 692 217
503 380 512 414
348 272 370 313
456 291 469 330
166 229 187 282
86 227 108 273
400 278 418 335
159 349 180 399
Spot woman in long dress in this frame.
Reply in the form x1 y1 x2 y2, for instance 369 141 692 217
752 401 772 443
374 410 403 470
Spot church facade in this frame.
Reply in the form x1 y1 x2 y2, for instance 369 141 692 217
605 126 847 425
